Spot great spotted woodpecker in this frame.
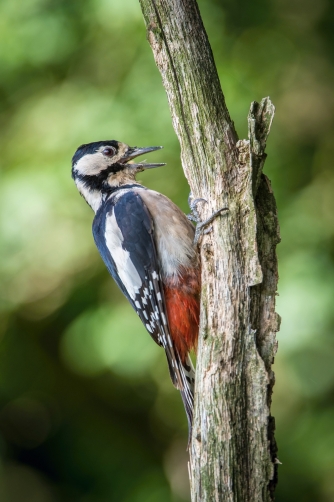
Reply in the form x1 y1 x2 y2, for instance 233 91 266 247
71 140 200 434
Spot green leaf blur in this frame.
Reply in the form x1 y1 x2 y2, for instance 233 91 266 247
0 0 333 500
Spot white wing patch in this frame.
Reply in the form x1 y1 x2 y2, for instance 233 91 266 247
105 211 142 300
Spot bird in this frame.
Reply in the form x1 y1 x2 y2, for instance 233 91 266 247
71 140 200 436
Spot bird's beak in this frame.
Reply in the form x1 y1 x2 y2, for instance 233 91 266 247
123 146 166 170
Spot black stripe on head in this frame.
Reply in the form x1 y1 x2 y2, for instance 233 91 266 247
71 140 119 168
75 166 124 191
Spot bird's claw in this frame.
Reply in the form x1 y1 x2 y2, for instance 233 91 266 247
188 193 228 245
187 194 207 223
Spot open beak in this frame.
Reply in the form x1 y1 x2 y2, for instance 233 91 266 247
123 146 166 170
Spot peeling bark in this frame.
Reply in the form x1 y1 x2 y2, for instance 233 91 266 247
139 1 280 500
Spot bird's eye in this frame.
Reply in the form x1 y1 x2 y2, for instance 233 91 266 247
102 146 116 156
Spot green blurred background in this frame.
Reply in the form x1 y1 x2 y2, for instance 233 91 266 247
0 0 333 500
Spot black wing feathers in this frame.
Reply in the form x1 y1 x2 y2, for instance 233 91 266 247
92 192 164 346
113 193 155 278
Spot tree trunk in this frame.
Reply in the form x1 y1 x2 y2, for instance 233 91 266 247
139 1 280 500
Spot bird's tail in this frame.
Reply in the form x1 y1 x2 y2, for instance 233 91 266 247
165 350 195 443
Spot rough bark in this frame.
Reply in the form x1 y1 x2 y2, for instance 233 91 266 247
139 1 280 500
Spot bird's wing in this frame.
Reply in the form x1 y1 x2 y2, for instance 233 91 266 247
92 191 194 427
93 190 164 346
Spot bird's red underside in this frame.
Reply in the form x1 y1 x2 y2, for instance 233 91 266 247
163 269 200 363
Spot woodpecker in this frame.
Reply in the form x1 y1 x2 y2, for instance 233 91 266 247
71 140 200 435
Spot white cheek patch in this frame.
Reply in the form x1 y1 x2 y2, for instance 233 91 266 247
105 211 142 300
74 152 109 176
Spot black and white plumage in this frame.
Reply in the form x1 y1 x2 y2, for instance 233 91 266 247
71 140 199 435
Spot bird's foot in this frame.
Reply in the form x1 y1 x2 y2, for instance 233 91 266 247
187 193 228 245
187 194 207 223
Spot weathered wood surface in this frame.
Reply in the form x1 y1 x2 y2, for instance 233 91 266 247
139 1 280 500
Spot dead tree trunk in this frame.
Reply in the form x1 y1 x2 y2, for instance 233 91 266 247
139 1 280 500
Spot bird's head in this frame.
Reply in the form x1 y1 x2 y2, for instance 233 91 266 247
71 140 165 211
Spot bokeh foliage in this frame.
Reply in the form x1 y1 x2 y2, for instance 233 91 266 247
0 0 333 500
